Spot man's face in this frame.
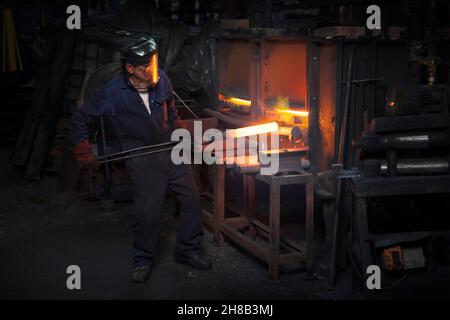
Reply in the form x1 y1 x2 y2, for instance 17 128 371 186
126 53 159 87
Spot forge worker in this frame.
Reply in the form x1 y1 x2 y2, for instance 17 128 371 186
69 35 212 283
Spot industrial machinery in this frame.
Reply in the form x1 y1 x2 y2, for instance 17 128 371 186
348 37 450 289
355 79 450 179
200 35 317 281
274 33 450 289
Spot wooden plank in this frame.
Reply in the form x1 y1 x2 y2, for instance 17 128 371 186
305 177 314 276
269 182 281 281
25 32 77 179
202 209 214 230
12 33 59 166
279 253 305 265
256 227 306 254
243 174 257 238
12 79 50 166
282 238 306 254
220 223 269 262
224 216 249 230
256 172 313 186
213 164 225 245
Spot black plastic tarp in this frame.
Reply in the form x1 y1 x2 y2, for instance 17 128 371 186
79 0 220 106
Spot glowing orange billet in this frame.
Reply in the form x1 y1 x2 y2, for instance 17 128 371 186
170 121 280 175
218 93 251 107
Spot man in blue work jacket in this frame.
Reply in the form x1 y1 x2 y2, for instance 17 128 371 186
69 35 212 283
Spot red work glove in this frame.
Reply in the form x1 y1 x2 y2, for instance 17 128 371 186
73 139 98 169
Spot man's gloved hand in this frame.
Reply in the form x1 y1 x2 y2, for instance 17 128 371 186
73 139 98 169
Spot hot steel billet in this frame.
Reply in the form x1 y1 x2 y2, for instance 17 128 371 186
230 157 311 175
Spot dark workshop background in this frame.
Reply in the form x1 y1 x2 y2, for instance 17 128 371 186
1 0 450 300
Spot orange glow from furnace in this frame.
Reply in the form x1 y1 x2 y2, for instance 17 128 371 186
218 93 251 107
230 97 251 106
271 96 309 117
228 122 279 138
277 109 309 117
224 155 259 165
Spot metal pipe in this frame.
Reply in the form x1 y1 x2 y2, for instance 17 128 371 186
99 116 111 198
351 77 384 84
329 46 356 290
338 46 356 164
279 126 302 139
99 146 174 164
354 131 449 152
172 90 199 119
98 140 178 160
380 158 450 176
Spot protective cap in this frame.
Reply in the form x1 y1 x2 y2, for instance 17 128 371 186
120 35 158 66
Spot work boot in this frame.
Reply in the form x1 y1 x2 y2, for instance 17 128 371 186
174 253 213 270
131 265 152 283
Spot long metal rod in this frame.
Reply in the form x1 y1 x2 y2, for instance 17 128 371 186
172 90 199 119
329 46 356 290
338 46 356 164
350 77 384 84
99 116 111 198
98 140 178 160
99 146 174 164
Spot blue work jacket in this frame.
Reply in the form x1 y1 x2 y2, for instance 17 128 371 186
69 68 179 150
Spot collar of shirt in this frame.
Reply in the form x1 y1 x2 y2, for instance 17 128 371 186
118 72 167 115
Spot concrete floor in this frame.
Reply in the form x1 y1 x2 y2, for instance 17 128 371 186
0 148 449 300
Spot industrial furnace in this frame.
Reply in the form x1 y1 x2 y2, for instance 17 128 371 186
203 34 316 281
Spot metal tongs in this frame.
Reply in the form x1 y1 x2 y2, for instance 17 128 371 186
98 90 199 164
98 140 179 164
